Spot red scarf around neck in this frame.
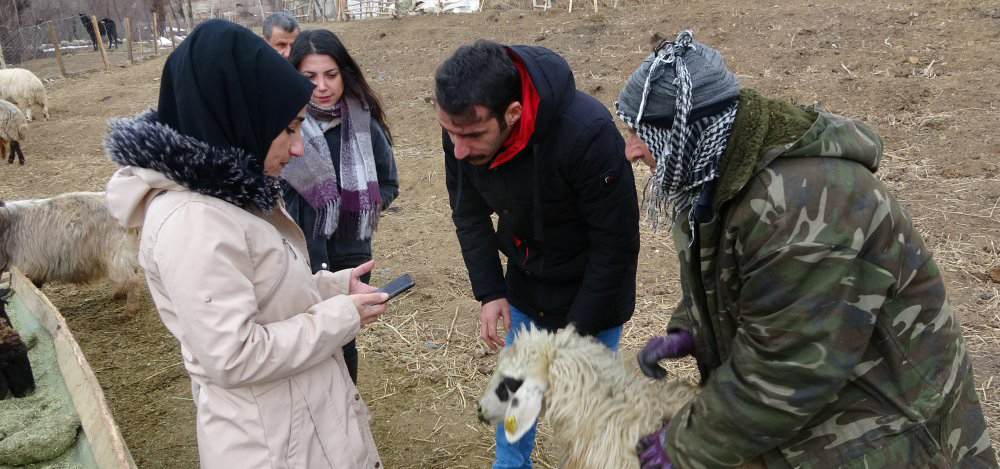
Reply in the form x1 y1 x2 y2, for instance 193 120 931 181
490 49 541 169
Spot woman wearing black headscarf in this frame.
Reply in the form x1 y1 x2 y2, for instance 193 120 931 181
103 20 387 468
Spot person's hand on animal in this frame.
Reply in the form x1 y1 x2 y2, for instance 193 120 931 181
349 260 377 294
637 423 672 469
638 330 695 379
480 298 511 352
351 292 389 326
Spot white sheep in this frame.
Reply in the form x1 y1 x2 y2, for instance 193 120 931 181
0 100 28 165
477 326 763 469
0 192 142 317
0 69 49 122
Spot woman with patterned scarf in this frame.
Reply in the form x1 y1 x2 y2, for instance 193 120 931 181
618 31 996 469
282 29 399 384
104 20 388 468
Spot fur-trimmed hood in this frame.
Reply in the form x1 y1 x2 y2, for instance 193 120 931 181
103 110 281 215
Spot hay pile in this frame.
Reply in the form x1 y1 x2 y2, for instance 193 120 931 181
0 289 88 469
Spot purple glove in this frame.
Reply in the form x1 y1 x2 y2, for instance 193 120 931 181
638 330 694 379
637 424 672 469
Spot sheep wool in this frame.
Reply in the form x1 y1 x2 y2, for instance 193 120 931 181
0 68 49 122
0 99 28 165
0 193 142 317
478 326 706 469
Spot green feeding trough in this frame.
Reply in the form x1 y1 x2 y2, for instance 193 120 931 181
0 270 136 469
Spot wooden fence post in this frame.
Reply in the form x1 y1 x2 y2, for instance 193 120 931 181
316 0 327 21
0 41 6 69
90 15 111 69
592 0 597 13
257 0 266 31
166 15 176 49
124 17 134 64
184 4 193 34
47 22 67 76
152 12 160 56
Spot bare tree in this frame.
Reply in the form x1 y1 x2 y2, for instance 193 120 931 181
0 0 32 63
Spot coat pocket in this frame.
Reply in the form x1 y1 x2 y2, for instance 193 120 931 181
294 359 378 468
251 378 308 468
354 397 382 466
779 422 943 469
258 240 292 310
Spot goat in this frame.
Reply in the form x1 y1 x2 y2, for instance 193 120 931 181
477 326 763 469
0 192 142 317
78 13 99 51
98 18 121 50
78 14 120 51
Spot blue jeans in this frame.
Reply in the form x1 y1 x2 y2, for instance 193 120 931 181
492 305 623 469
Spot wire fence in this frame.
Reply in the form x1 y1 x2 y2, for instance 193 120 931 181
0 11 269 79
0 0 645 79
478 0 658 12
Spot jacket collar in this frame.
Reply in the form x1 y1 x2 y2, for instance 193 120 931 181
104 110 281 212
713 88 884 211
487 46 576 169
713 89 817 210
490 50 542 169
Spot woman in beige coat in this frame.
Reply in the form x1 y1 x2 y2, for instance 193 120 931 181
103 20 388 468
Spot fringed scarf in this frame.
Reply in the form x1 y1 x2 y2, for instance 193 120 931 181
280 95 381 240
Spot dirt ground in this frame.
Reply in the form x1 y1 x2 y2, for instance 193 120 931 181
1 0 999 467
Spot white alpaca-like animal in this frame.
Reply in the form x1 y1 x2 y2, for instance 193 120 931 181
0 68 49 122
477 325 697 469
0 192 142 317
477 326 764 469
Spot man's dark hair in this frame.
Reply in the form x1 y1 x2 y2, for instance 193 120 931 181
435 40 521 130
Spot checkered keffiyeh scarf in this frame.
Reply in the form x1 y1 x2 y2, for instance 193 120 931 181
616 30 738 234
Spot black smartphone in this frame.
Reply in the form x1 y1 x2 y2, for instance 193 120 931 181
375 274 414 302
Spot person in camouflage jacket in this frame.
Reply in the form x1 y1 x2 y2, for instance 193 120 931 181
615 30 997 469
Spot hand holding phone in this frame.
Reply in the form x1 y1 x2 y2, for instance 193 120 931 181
375 274 414 303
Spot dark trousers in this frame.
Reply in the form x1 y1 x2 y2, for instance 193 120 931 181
327 261 370 384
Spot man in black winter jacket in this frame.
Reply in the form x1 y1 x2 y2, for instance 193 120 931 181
435 40 640 469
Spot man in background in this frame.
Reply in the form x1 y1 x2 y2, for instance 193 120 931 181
262 12 299 58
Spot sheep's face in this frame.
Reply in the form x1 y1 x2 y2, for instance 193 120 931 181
476 326 553 442
478 373 524 425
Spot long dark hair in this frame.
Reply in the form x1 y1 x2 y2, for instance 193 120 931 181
289 29 392 145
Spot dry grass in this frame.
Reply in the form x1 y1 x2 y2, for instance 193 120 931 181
2 0 998 466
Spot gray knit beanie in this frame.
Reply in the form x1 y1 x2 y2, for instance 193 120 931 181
616 31 740 123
